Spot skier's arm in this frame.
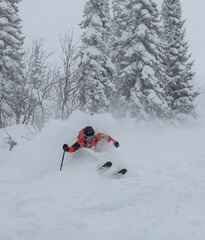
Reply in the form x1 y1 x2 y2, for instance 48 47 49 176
97 133 119 148
107 135 119 148
62 139 85 153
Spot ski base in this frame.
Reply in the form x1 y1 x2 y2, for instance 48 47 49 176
98 161 127 178
117 168 127 175
114 168 127 176
98 161 112 170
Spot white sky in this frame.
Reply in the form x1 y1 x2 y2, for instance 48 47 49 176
19 0 205 84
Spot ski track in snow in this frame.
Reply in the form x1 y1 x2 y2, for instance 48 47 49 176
0 103 205 240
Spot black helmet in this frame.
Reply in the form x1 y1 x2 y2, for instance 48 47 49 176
84 126 95 139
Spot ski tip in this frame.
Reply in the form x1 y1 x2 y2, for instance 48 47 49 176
114 168 127 177
118 168 127 175
106 161 112 167
99 161 112 170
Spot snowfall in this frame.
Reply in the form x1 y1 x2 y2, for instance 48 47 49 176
0 89 205 240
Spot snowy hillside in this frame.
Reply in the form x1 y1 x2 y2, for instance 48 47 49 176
0 96 205 240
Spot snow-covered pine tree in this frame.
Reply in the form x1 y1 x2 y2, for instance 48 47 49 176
111 0 129 117
77 0 116 114
161 0 198 116
119 0 169 120
0 0 24 127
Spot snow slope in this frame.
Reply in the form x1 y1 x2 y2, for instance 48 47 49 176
0 97 205 239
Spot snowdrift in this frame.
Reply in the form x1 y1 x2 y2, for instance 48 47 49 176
0 106 205 239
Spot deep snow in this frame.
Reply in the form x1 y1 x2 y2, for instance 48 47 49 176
0 92 205 240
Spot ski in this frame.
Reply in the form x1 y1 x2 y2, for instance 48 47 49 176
98 161 127 178
113 168 127 177
98 161 112 171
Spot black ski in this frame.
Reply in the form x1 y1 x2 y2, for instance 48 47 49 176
98 161 127 177
99 161 112 170
113 168 127 176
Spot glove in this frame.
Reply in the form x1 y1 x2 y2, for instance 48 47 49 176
114 141 119 148
63 144 69 152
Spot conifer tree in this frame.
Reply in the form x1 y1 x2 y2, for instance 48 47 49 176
77 0 116 114
112 0 129 73
111 0 129 117
161 0 198 116
0 0 24 127
118 0 169 119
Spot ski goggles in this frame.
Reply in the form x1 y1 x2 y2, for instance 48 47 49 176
84 135 95 141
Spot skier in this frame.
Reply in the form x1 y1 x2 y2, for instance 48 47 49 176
62 126 119 153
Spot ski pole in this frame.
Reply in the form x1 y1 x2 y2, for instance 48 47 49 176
60 150 65 171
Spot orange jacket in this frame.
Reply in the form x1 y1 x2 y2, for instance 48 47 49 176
67 128 117 152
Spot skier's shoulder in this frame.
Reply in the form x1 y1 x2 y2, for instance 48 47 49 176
78 128 85 139
96 132 107 141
